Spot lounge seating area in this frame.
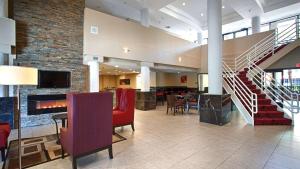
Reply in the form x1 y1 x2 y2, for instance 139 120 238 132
1 0 300 169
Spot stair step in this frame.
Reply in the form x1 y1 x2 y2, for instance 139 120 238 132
258 99 271 104
254 117 292 125
255 111 284 118
258 104 277 111
251 89 261 94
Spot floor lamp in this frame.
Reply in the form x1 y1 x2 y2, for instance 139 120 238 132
0 65 38 169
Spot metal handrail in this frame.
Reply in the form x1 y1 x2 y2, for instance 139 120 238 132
235 22 299 72
223 61 258 116
247 59 300 114
228 21 300 124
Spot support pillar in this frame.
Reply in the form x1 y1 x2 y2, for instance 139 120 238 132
136 62 156 111
252 16 261 34
141 8 150 27
197 32 203 45
88 61 100 92
0 0 8 97
207 0 222 95
140 65 151 92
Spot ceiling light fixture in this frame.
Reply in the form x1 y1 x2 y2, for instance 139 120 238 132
222 5 225 9
182 2 186 6
200 13 204 17
115 65 119 68
178 57 182 62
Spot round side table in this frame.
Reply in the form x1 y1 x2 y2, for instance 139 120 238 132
52 113 68 144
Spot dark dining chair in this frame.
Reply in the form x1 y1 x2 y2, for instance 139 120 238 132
186 94 201 113
166 95 185 115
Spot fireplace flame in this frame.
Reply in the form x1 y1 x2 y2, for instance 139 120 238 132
36 100 66 110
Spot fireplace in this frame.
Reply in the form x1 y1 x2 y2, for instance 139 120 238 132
28 94 67 115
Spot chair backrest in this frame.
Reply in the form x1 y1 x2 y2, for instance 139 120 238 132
166 95 176 106
115 88 136 117
67 92 113 156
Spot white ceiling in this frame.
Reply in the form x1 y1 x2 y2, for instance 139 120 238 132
86 0 300 42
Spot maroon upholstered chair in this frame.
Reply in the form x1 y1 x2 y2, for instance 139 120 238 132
113 88 136 132
0 122 10 161
60 92 113 169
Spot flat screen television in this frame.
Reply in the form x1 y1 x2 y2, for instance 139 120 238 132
38 70 71 88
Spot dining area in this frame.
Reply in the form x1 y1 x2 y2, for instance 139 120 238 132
165 92 201 116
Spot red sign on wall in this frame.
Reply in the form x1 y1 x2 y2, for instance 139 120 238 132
296 63 300 68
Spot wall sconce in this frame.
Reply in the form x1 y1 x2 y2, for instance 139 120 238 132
178 57 182 62
123 47 130 54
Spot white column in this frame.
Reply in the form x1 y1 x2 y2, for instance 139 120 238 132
141 8 150 27
208 0 222 95
88 61 100 92
0 0 8 17
197 32 203 44
252 16 261 34
141 66 150 92
140 62 153 92
0 0 8 97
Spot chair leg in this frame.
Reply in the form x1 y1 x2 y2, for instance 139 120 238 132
131 122 135 131
174 107 176 116
108 145 113 159
166 106 169 114
61 145 65 159
72 157 77 169
113 127 116 135
1 148 5 162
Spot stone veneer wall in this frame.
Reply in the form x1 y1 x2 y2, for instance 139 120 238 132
13 0 88 127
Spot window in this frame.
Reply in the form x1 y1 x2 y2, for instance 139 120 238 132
261 24 269 32
202 38 208 45
235 30 247 38
224 33 234 40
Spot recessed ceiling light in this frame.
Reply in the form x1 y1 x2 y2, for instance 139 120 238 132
200 13 204 16
182 2 186 6
115 65 119 68
222 5 225 9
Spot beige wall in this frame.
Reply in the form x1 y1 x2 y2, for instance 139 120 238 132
199 30 274 73
84 8 273 72
84 8 201 69
268 46 300 69
100 75 117 90
156 72 198 88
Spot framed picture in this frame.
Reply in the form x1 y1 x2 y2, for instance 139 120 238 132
120 79 130 85
181 75 187 83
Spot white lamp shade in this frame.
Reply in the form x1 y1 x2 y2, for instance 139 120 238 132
0 65 38 85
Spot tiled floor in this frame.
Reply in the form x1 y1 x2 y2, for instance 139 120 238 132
1 105 300 169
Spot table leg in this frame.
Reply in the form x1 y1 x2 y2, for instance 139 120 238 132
53 119 60 144
62 119 66 128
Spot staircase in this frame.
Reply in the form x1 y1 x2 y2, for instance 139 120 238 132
223 22 300 125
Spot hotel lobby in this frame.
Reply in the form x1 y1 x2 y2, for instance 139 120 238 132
1 0 300 169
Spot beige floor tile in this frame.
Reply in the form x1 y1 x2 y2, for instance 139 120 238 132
1 105 299 169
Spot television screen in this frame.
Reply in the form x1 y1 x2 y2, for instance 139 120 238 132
38 70 71 88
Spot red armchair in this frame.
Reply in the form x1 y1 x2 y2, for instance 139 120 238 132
0 122 10 161
113 88 136 132
60 92 113 169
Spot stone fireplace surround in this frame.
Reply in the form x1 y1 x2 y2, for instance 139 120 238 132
13 0 87 127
